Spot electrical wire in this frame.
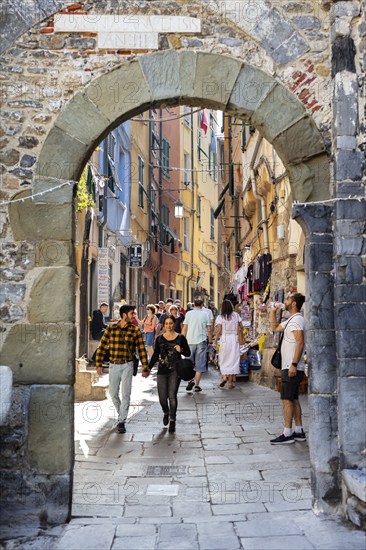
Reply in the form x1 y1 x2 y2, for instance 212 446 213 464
131 107 203 123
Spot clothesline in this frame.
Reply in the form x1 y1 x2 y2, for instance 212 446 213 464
0 180 76 207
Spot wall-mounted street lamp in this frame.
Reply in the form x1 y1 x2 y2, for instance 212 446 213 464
175 200 184 219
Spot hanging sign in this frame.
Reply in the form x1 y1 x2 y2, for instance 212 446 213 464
129 244 143 268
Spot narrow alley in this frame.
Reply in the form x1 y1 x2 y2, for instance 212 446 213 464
52 369 365 550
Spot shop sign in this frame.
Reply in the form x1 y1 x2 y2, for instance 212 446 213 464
129 244 143 268
98 247 109 306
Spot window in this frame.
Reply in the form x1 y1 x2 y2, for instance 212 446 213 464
197 129 202 162
161 204 170 227
210 111 215 130
138 156 144 208
162 138 170 179
107 133 116 162
209 145 217 181
210 275 214 301
184 106 191 126
184 217 190 252
184 153 190 186
241 122 247 153
210 208 215 240
150 186 156 212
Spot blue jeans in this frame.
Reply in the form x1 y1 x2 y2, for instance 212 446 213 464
189 341 208 373
108 361 134 422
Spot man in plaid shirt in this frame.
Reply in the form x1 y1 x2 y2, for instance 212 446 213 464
96 304 149 433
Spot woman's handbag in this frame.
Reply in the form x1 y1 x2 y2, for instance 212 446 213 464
176 358 195 381
271 332 284 369
238 323 246 345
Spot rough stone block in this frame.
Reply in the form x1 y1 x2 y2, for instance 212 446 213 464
227 64 275 120
335 219 366 237
0 366 13 426
288 154 330 203
28 385 74 474
271 32 310 65
310 469 341 513
334 236 364 255
335 256 363 284
305 241 333 273
0 323 75 384
308 395 338 473
272 115 325 164
34 240 73 267
336 181 365 198
0 471 71 526
0 283 25 303
339 358 366 378
331 2 361 20
305 274 334 329
338 378 366 455
293 203 333 235
334 303 366 330
57 524 115 550
346 496 366 529
252 7 293 49
335 150 365 182
334 72 358 136
336 136 357 150
28 267 75 323
86 59 152 124
343 469 366 503
337 329 366 358
192 52 243 109
335 198 366 220
8 190 73 241
251 83 305 142
32 176 75 204
308 343 337 395
335 284 366 303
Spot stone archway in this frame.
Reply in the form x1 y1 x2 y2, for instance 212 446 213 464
2 50 335 524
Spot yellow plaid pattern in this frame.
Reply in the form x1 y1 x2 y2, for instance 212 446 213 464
95 322 149 370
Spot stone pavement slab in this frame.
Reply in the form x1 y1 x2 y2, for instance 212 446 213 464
3 372 365 550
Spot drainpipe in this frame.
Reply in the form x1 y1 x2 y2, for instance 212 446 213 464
249 135 269 253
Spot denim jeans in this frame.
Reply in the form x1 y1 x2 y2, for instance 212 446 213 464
157 370 181 421
108 361 134 422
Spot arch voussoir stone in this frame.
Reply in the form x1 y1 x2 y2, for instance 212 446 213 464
85 59 152 124
287 153 330 203
227 64 276 121
191 52 243 110
272 115 326 165
36 126 90 182
251 82 306 143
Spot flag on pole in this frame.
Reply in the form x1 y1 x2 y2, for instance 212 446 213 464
200 110 208 135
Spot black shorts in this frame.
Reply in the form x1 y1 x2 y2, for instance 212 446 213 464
280 369 304 401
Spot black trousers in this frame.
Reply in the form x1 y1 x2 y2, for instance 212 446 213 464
157 370 181 421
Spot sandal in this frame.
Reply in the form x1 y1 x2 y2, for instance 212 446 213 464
194 386 202 392
228 384 235 389
219 378 227 387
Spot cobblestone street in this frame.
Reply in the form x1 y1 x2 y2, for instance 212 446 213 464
5 368 363 550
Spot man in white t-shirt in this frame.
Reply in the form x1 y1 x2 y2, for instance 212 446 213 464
182 298 212 392
269 292 306 445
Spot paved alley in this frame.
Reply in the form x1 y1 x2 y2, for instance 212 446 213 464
51 369 365 550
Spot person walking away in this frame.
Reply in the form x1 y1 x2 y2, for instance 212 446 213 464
181 298 212 392
214 299 241 389
95 304 149 434
147 315 190 433
268 292 306 444
169 304 185 333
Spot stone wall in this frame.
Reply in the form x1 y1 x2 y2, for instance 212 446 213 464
0 0 365 526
